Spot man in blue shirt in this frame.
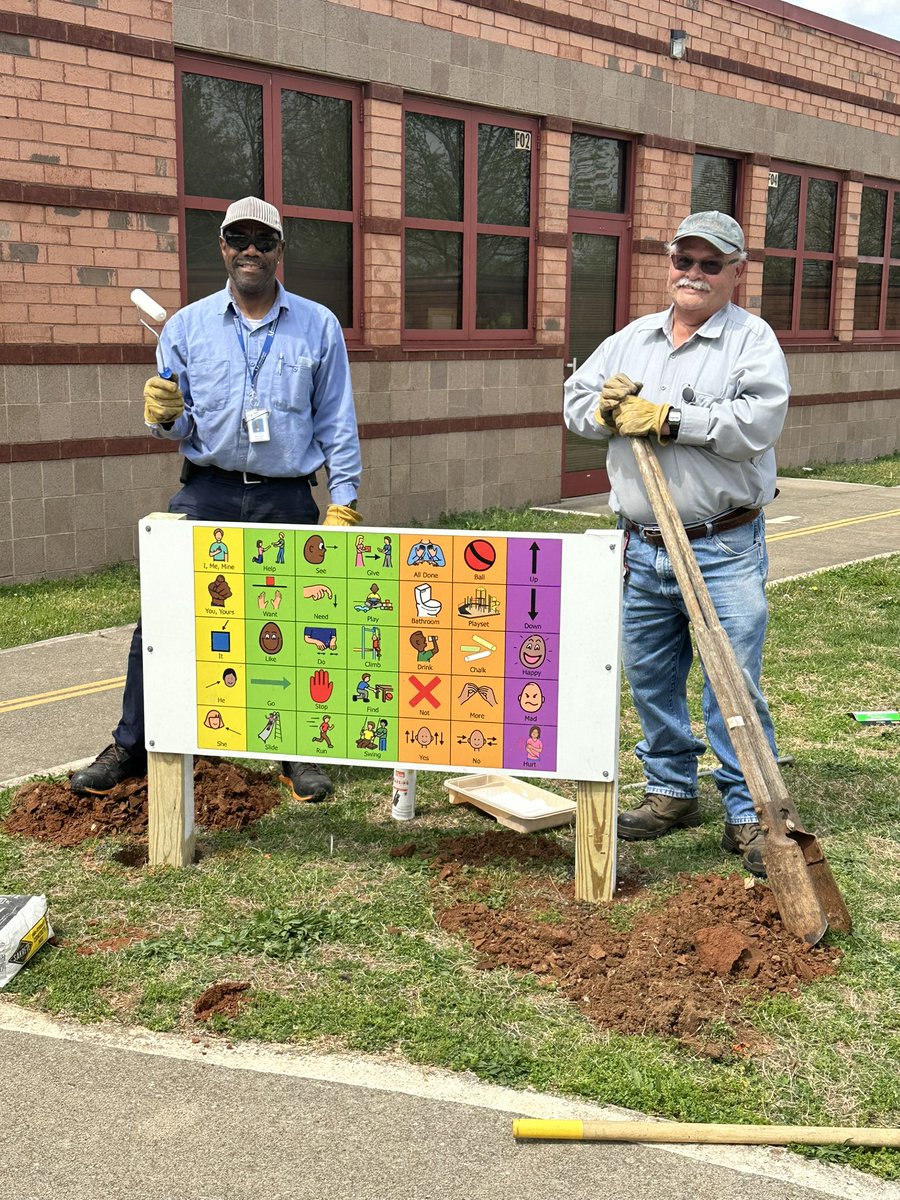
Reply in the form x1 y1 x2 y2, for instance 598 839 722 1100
72 196 362 805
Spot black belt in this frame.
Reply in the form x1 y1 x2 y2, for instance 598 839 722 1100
623 506 760 548
183 461 316 487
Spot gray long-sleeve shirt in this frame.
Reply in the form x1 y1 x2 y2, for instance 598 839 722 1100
563 302 790 526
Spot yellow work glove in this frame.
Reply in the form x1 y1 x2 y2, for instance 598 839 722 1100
601 372 643 403
143 375 184 425
594 372 643 432
323 503 362 527
614 394 671 442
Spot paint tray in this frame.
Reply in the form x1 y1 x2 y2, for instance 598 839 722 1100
443 773 575 833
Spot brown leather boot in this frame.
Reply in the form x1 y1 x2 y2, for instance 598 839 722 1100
617 793 701 841
721 822 767 878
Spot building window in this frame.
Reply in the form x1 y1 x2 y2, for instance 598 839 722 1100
177 57 361 334
761 165 840 336
403 100 537 341
854 183 900 335
569 133 627 212
691 153 739 216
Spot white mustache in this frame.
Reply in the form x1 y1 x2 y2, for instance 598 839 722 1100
675 278 711 293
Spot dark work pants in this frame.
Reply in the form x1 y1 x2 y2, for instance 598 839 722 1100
113 471 319 757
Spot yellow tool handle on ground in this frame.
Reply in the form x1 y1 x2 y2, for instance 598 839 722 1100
513 1118 900 1146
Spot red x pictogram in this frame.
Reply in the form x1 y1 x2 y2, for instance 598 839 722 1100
408 674 441 708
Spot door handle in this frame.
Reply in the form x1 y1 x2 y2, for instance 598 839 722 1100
565 357 578 373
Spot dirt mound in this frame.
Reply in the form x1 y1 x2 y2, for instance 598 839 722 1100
433 839 841 1051
194 981 250 1022
3 759 282 847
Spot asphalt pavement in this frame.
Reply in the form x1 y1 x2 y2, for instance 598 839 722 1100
2 476 900 1200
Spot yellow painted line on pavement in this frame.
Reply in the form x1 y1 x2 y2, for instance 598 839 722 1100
0 676 126 715
767 507 900 542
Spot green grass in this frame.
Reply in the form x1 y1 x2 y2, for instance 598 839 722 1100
779 453 900 487
1 507 899 1180
0 562 140 650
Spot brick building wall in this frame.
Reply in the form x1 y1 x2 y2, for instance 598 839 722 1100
1 0 899 582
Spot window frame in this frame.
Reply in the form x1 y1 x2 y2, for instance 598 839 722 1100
690 149 743 219
762 161 842 341
401 96 539 346
854 177 900 341
174 54 363 341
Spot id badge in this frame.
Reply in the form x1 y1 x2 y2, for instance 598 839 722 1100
245 407 270 443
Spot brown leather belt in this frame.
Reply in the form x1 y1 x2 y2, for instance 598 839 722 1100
623 506 761 548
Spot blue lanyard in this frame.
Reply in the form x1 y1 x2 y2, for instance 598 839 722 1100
232 312 280 400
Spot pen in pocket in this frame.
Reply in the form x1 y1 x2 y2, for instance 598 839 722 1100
276 353 284 376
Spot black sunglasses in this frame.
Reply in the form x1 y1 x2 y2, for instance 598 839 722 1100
670 253 739 276
223 229 282 253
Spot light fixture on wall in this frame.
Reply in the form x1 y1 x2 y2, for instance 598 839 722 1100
669 29 687 60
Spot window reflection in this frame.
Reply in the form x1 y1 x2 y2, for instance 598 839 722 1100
282 92 352 211
185 210 227 304
859 187 887 258
283 218 352 326
478 124 531 226
803 178 836 253
761 257 794 330
405 113 464 221
569 135 626 212
404 229 462 329
691 154 737 215
765 174 800 250
799 259 832 329
476 235 528 329
182 75 263 200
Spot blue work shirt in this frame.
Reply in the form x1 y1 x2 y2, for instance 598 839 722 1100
149 282 361 505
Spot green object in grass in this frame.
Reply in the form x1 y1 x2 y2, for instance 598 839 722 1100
849 710 900 723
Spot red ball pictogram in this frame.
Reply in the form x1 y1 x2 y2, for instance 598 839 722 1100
464 538 496 571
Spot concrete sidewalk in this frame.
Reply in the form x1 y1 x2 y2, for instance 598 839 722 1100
2 1006 896 1200
2 477 898 788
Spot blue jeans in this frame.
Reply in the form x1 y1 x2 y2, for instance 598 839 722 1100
113 471 318 757
621 514 777 825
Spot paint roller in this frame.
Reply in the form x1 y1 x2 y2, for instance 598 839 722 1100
131 288 173 380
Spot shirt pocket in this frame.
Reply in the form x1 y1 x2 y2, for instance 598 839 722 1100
272 355 315 413
187 357 231 414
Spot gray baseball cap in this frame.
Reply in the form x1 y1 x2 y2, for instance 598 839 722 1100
220 196 283 239
672 211 745 254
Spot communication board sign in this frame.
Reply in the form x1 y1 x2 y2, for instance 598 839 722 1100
140 520 623 782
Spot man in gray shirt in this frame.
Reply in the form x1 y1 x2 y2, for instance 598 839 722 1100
564 211 790 876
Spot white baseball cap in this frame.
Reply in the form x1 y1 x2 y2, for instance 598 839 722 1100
220 197 283 239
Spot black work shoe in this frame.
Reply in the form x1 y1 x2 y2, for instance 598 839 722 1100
617 792 701 841
70 743 147 795
722 822 767 878
279 761 333 804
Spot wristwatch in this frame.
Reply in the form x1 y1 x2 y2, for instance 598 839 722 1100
667 408 682 440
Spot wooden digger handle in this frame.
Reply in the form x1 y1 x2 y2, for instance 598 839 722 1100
513 1118 900 1146
626 438 852 940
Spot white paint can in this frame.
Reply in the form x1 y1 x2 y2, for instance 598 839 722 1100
391 769 417 821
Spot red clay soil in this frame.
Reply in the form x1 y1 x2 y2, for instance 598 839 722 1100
2 759 282 847
194 981 251 1022
431 831 841 1052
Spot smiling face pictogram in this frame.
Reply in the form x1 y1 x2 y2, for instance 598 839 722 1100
303 535 326 564
519 634 547 669
259 621 283 654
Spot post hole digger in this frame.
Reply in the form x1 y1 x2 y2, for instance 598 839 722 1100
606 382 851 946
